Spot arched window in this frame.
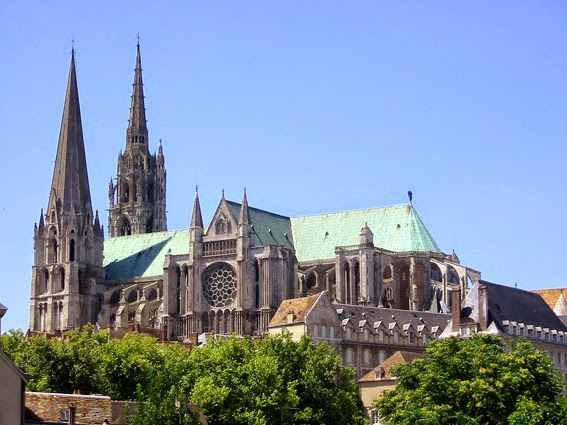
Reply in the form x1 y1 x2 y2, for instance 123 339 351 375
59 268 65 291
321 325 327 338
344 262 351 304
255 282 260 309
254 259 260 282
69 239 75 262
123 183 130 203
120 217 132 236
306 272 316 290
50 239 58 263
354 261 360 302
41 269 49 293
383 264 393 281
329 326 335 339
313 324 319 337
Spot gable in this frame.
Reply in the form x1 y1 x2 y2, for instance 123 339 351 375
206 198 238 237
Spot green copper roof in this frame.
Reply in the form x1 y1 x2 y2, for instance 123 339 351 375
104 230 189 280
102 203 441 280
290 204 442 263
226 201 294 250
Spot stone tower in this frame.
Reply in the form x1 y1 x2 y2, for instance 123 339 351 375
108 42 167 237
30 50 104 332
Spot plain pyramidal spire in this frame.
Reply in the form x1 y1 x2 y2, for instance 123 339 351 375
48 48 92 216
191 186 204 228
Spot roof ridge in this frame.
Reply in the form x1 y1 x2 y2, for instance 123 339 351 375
291 203 409 219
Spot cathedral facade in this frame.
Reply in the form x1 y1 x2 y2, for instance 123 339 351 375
29 45 481 340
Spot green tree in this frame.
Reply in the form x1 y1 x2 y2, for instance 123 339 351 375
0 329 29 368
375 334 566 425
98 332 165 401
187 334 367 425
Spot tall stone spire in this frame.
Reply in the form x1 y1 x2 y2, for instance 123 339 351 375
30 49 103 334
49 49 92 217
127 41 148 149
108 41 167 237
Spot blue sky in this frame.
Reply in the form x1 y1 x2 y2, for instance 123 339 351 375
1 2 566 332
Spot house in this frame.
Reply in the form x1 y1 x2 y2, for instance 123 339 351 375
0 349 29 425
358 351 422 424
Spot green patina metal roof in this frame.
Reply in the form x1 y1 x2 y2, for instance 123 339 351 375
226 201 294 250
290 204 442 263
104 230 189 280
103 203 441 280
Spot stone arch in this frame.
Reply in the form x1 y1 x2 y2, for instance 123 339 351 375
306 271 316 290
447 265 459 284
119 216 132 236
383 264 393 281
430 262 442 282
40 268 49 294
122 183 130 203
69 239 76 262
49 238 58 263
354 260 360 303
58 267 65 292
127 289 138 303
344 262 351 304
147 288 158 301
110 289 121 305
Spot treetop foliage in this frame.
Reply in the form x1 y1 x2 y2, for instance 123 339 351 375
0 327 368 425
375 334 567 425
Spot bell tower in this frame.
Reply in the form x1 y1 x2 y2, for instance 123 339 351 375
30 50 104 332
108 41 167 237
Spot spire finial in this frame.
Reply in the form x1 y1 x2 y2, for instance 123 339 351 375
407 190 413 205
136 33 140 47
222 188 225 198
71 34 75 53
244 187 247 195
195 185 198 195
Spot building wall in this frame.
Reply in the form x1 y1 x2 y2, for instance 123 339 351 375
25 392 112 425
0 360 25 425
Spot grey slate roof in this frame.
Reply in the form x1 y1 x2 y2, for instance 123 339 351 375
479 280 567 332
335 304 450 333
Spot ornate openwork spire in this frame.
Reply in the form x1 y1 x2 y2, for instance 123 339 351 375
127 40 148 148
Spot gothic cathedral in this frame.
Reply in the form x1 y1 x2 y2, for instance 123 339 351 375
30 44 480 340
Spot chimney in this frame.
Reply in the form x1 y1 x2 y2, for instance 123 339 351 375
478 284 488 330
190 332 198 347
451 289 462 332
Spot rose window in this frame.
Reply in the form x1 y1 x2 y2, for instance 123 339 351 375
202 263 237 307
